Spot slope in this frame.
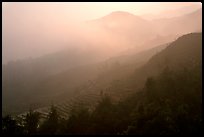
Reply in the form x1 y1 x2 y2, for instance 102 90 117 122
108 33 202 98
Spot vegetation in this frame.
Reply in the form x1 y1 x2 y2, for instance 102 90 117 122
2 64 202 135
24 109 41 134
38 104 60 134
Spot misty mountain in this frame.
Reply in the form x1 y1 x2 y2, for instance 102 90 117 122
15 32 202 123
2 9 202 117
142 4 201 20
2 40 168 116
101 33 202 135
108 33 202 98
86 8 202 52
152 8 202 36
86 11 158 49
2 3 202 135
3 7 201 64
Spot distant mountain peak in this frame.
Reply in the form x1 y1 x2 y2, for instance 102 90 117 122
108 11 135 17
101 10 143 20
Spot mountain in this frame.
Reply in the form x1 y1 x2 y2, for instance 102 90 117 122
103 32 202 135
152 8 202 36
2 44 110 115
2 10 202 117
2 40 168 116
110 33 202 97
86 9 202 52
142 4 201 20
15 33 202 120
86 11 158 51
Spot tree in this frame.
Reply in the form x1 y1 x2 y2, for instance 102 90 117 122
39 104 59 134
145 77 157 101
2 115 24 135
24 109 41 134
65 105 91 134
91 95 117 134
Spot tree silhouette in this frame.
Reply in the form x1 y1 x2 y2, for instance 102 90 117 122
2 115 24 135
39 104 59 134
65 105 91 134
24 109 41 134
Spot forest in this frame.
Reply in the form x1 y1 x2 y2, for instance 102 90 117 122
2 64 202 135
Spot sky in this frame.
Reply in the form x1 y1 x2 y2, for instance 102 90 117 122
2 2 201 21
2 2 202 64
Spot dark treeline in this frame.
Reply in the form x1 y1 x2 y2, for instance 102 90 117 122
2 66 202 135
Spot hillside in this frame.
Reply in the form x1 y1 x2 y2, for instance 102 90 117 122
62 32 202 135
105 33 202 101
7 32 202 135
2 45 109 115
2 39 168 116
15 33 202 123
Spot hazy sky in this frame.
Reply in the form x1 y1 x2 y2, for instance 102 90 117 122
2 2 202 64
2 2 201 21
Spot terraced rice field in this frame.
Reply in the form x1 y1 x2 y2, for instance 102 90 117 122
16 92 102 121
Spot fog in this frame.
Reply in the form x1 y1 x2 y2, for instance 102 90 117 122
2 3 202 132
2 2 201 64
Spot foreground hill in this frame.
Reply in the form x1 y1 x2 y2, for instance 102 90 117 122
59 32 202 135
107 33 201 98
17 33 202 124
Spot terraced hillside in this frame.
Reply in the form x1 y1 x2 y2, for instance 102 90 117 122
14 42 170 122
16 77 134 122
16 92 102 122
